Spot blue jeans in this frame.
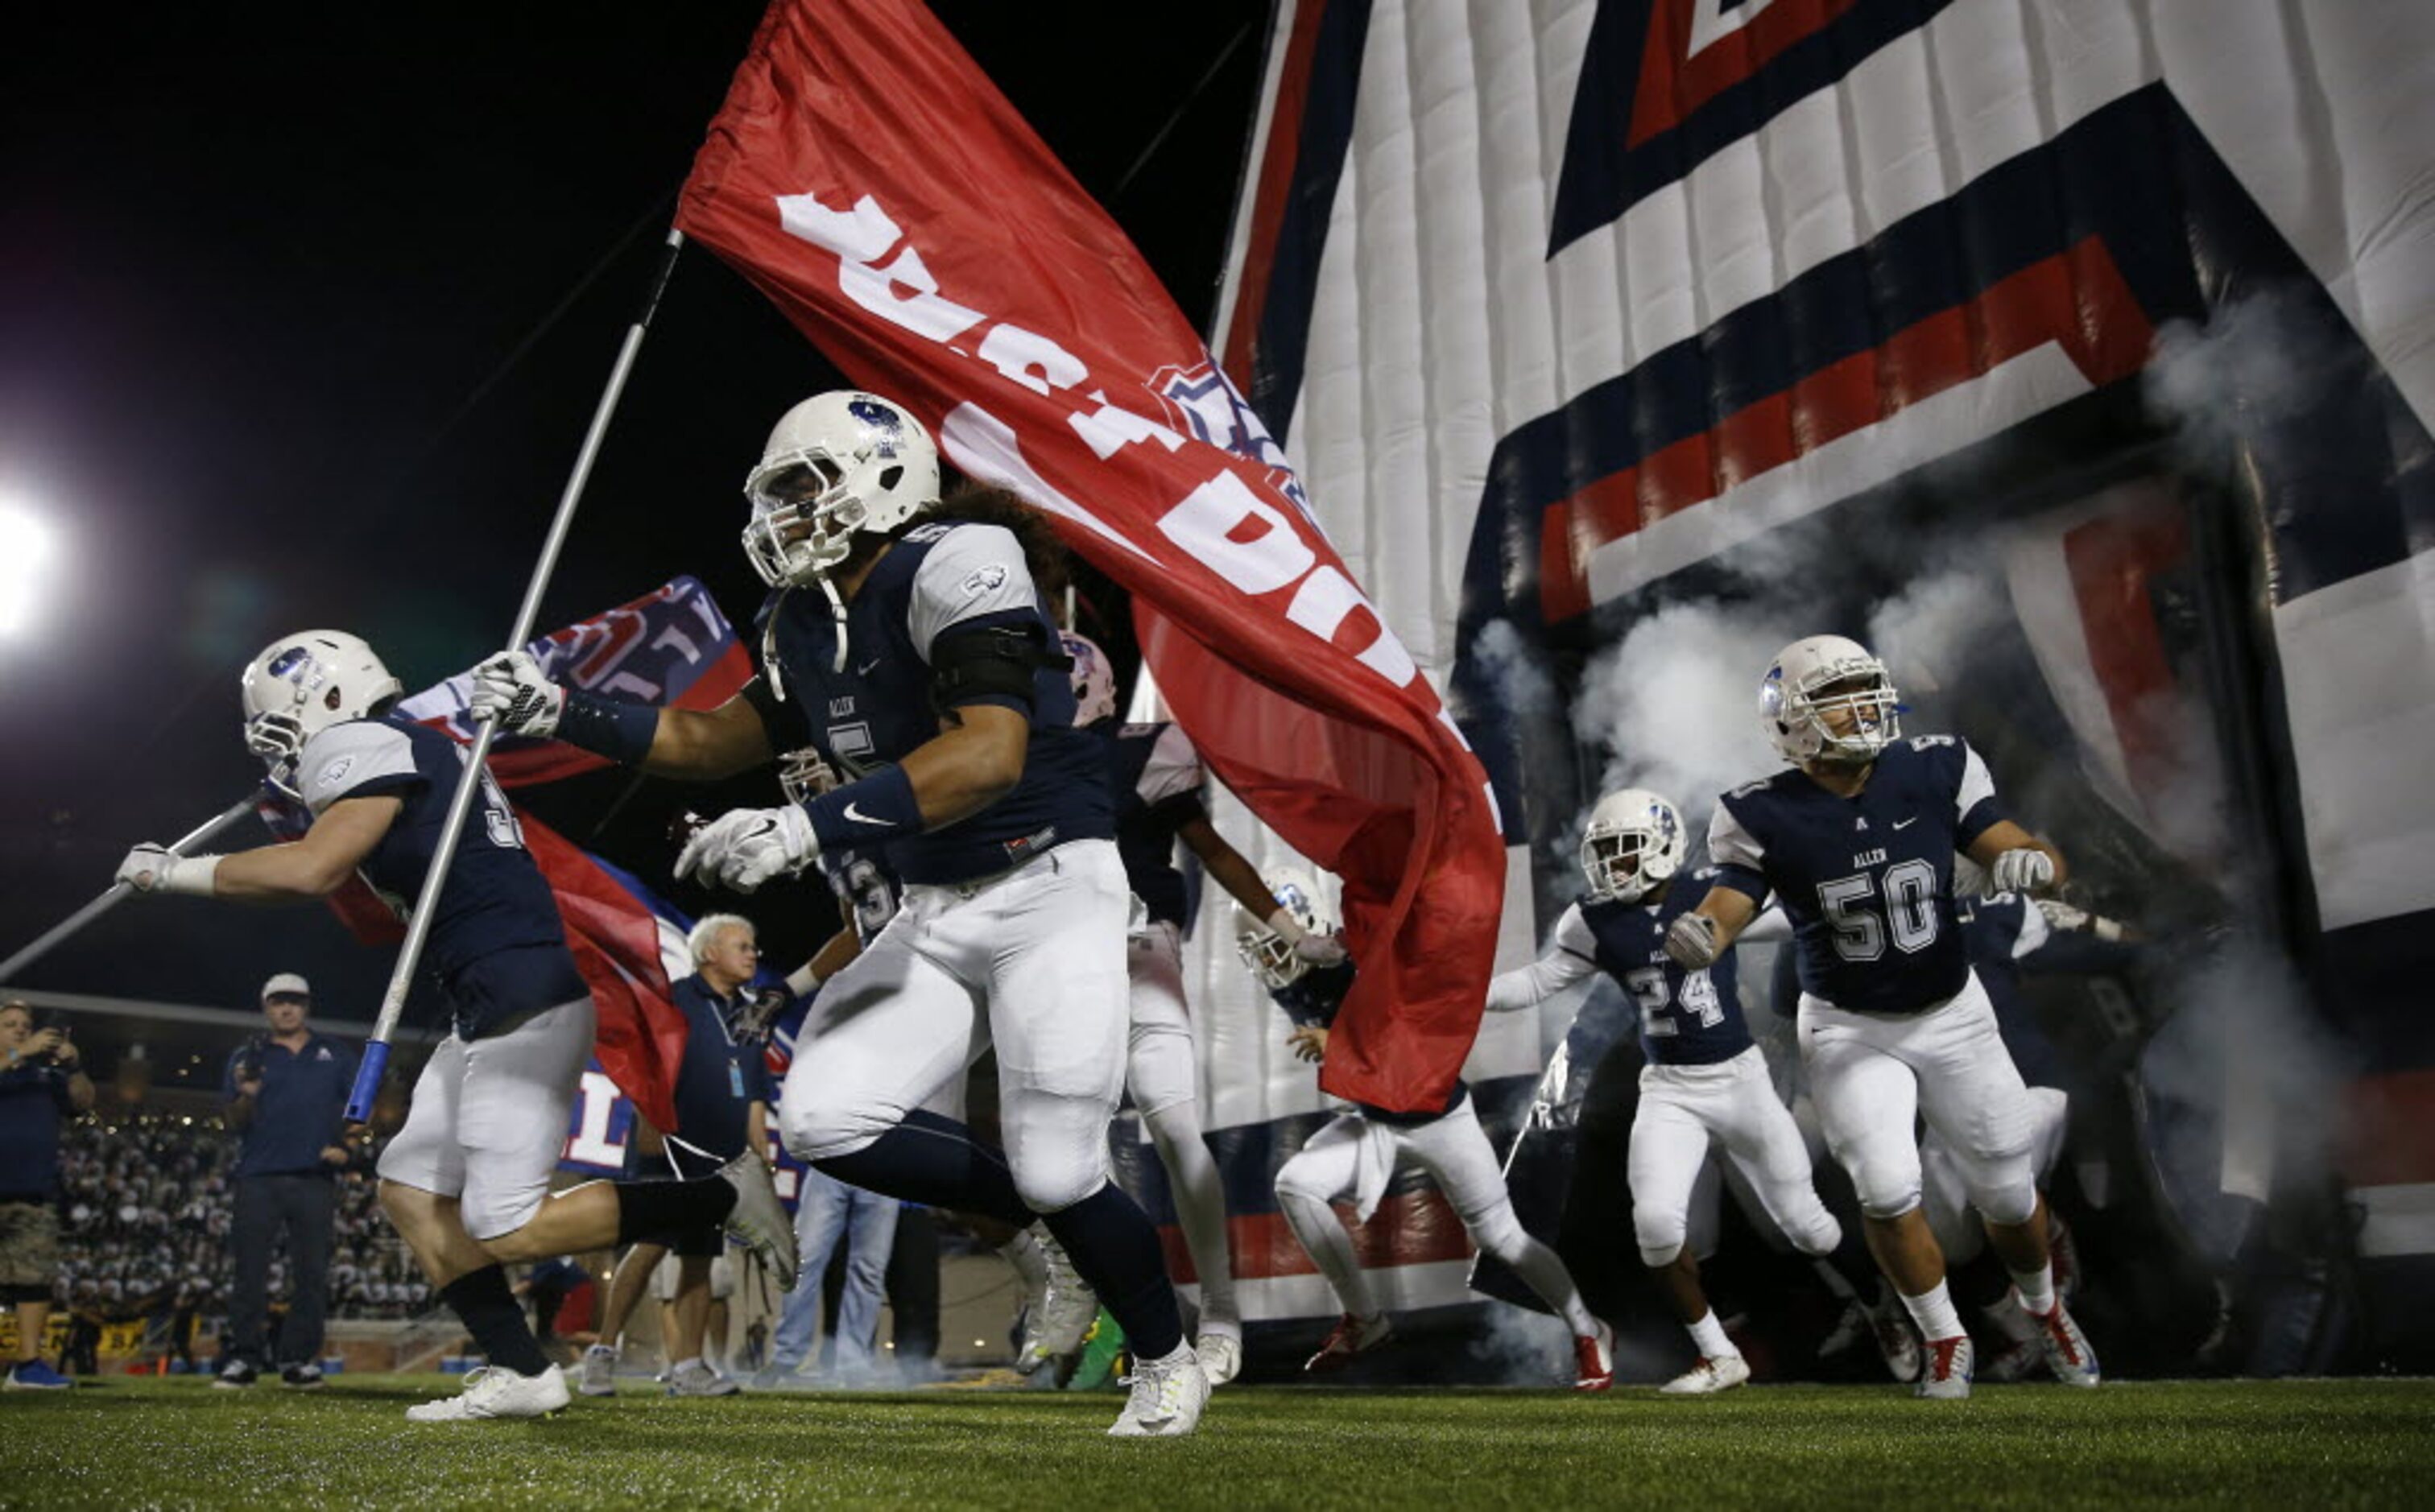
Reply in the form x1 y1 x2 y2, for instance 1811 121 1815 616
771 1168 899 1373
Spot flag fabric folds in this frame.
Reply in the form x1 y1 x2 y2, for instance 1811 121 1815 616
673 0 1505 1110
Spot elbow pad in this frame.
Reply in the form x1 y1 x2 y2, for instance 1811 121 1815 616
928 624 1070 718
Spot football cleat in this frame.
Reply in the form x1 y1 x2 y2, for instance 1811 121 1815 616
1867 1295 1923 1384
1106 1344 1209 1438
279 1363 325 1390
1660 1353 1751 1396
1916 1334 1974 1399
717 1151 799 1291
668 1359 742 1398
1015 1233 1098 1375
211 1358 258 1390
1303 1312 1393 1374
2027 1298 2101 1388
577 1343 618 1398
1574 1320 1616 1391
1194 1332 1242 1389
405 1365 570 1422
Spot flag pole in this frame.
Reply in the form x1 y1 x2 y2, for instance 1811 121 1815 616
0 795 259 985
345 227 686 1122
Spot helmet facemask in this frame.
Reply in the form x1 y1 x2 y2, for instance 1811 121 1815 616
1236 874 1325 989
1763 641 1904 766
1577 788 1686 904
239 634 401 799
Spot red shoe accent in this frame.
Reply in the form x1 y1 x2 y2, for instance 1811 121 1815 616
1573 1326 1614 1392
1303 1315 1379 1374
2035 1306 2086 1367
1924 1335 1969 1383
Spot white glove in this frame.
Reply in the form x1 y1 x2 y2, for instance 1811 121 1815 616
1987 848 2055 896
1664 911 1719 969
675 806 818 894
468 650 565 737
1292 927 1349 968
116 844 221 897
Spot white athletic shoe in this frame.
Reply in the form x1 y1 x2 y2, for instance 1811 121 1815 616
717 1152 799 1291
1660 1353 1751 1396
668 1359 742 1398
1016 1232 1098 1375
1574 1320 1617 1391
2026 1297 2101 1388
1193 1332 1242 1388
576 1344 618 1398
405 1365 571 1422
1916 1335 1974 1400
1106 1345 1209 1438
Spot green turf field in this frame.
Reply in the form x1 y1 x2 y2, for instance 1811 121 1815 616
2 1377 2428 1509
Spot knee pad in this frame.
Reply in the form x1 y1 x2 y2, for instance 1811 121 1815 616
1013 1166 1107 1217
1143 1097 1205 1159
1128 1029 1199 1118
1465 1200 1531 1263
1850 1155 1923 1221
780 1093 889 1165
1963 1155 2040 1228
1633 1203 1690 1269
1774 1191 1843 1258
1273 1156 1335 1208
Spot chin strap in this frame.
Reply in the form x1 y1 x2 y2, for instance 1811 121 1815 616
761 588 792 704
817 571 850 673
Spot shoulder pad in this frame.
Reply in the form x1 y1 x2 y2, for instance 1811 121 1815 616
901 522 954 545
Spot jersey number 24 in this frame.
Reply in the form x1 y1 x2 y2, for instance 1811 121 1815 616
1624 966 1722 1037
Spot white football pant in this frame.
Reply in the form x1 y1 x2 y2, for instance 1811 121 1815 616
778 840 1130 1216
1798 969 2040 1226
378 997 593 1241
1127 921 1238 1336
1273 1098 1597 1334
1629 1044 1842 1267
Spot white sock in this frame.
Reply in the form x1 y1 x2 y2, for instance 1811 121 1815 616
2011 1262 2057 1317
1276 1184 1379 1320
672 1356 702 1374
1147 1101 1239 1333
1900 1282 1964 1341
1687 1310 1737 1361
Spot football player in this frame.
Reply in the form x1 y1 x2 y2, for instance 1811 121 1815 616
1248 874 1615 1390
1663 635 2098 1398
1486 788 1908 1393
114 632 795 1422
469 391 1206 1436
1060 631 1346 1388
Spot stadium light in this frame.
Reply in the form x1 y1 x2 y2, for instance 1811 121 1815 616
0 494 62 639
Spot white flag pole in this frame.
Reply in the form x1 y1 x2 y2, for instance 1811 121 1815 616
345 227 685 1122
0 795 260 985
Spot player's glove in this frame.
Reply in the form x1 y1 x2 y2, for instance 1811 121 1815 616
1987 848 2055 896
1292 927 1349 968
468 650 564 737
1663 911 1719 969
115 843 221 897
675 806 818 894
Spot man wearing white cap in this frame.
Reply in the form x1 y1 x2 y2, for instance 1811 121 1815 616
216 973 354 1390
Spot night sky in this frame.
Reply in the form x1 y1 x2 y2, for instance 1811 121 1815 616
0 2 1267 1022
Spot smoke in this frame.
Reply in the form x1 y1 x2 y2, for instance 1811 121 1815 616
1569 602 1793 839
1466 618 1561 727
2146 287 2356 464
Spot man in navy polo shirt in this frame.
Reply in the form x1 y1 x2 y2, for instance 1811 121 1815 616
2 998 95 1390
577 916 772 1398
217 973 354 1390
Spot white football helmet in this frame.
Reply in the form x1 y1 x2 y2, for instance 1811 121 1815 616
1761 634 1902 765
1060 631 1117 726
740 390 941 590
1579 787 1687 903
1234 868 1329 989
240 630 403 795
776 746 841 808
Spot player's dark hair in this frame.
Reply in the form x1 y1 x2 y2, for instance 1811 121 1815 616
916 483 1073 604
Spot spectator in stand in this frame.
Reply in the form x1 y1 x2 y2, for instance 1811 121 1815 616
1 999 95 1390
217 974 355 1390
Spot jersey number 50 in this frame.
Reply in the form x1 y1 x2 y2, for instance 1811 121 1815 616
1817 859 1939 960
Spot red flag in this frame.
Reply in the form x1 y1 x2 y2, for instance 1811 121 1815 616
519 815 688 1134
676 0 1503 1109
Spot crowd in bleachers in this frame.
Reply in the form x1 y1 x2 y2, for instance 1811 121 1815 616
52 1113 428 1328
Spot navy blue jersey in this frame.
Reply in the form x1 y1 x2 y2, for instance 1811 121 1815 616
1104 721 1204 927
297 716 585 1038
819 846 902 948
666 973 772 1174
752 521 1112 886
0 1060 78 1200
1267 962 1467 1124
1709 735 2005 1016
1565 869 1752 1065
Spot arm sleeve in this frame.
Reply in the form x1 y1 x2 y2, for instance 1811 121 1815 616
297 722 424 816
1953 739 2007 846
1484 905 1601 1013
907 525 1042 660
1135 724 1207 808
1706 801 1773 904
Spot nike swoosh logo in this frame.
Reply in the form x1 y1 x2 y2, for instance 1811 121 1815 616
855 659 883 676
844 803 887 826
1893 818 1918 829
